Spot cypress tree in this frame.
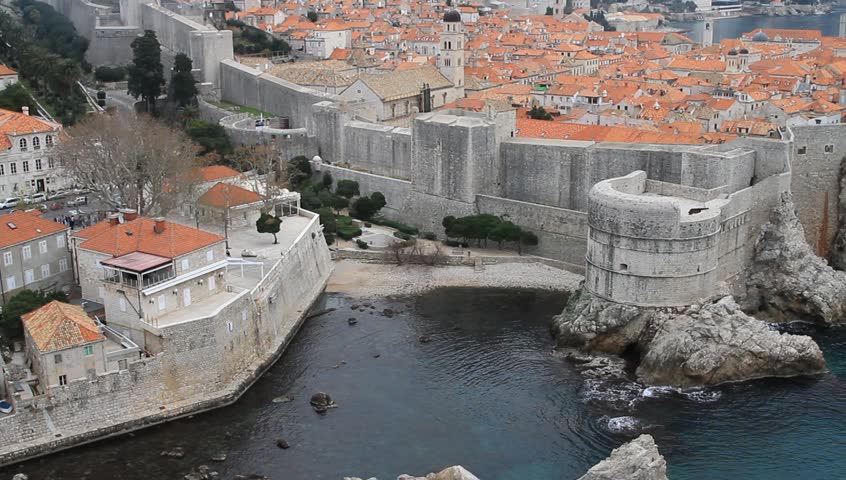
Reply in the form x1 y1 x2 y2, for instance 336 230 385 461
128 30 165 115
169 53 198 107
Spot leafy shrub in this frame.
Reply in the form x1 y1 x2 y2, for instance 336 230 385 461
336 179 360 199
443 240 468 248
337 225 362 240
323 233 335 245
393 231 413 241
355 239 369 249
374 218 418 235
421 232 437 241
94 65 126 82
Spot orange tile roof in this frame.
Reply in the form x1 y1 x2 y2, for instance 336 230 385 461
0 210 68 249
22 301 104 353
198 182 264 208
194 165 243 182
0 65 16 76
78 217 224 258
0 108 61 150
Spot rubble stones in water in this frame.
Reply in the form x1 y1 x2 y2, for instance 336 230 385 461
12 474 28 480
348 318 358 325
309 392 335 413
210 453 226 462
271 395 292 404
576 434 668 480
418 335 432 344
552 289 826 388
748 195 846 326
160 446 185 458
382 308 395 317
275 438 290 449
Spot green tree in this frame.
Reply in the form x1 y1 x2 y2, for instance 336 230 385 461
519 230 539 254
336 179 360 199
529 105 553 120
306 11 318 22
370 192 386 211
322 172 333 190
128 30 165 115
169 53 198 107
350 192 386 220
316 207 337 234
256 212 282 244
488 221 521 249
1 289 68 336
0 83 38 114
288 156 312 188
185 120 232 157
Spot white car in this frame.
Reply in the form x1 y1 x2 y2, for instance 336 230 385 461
47 190 67 200
0 197 20 209
26 193 47 204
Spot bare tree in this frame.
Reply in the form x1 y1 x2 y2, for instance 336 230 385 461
56 112 200 216
231 142 291 213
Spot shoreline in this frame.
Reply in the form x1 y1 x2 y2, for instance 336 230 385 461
327 259 584 297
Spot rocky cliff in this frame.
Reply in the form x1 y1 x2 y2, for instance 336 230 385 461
577 435 668 480
747 195 846 326
552 289 826 388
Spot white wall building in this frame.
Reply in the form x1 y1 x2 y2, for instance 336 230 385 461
0 108 67 197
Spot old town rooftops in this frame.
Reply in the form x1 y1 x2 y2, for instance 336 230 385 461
22 301 105 353
0 210 68 250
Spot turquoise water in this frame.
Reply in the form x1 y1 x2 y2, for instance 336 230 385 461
2 288 844 479
670 10 845 43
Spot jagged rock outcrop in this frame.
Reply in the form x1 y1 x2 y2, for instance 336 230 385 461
577 435 667 480
552 290 826 388
638 298 826 388
747 195 846 326
344 466 480 480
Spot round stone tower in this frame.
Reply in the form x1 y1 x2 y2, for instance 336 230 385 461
585 171 726 307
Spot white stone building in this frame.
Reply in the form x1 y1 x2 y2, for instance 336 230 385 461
305 25 352 59
0 65 18 88
0 210 72 305
0 107 66 197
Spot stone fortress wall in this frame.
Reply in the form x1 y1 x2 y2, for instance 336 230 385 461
0 212 333 465
39 0 846 271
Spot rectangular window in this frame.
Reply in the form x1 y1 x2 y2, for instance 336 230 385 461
207 250 214 262
48 158 55 169
58 374 67 386
825 145 835 154
158 294 166 311
38 240 47 254
98 286 105 299
35 159 42 171
181 258 190 271
208 275 216 291
21 246 31 260
5 276 15 290
3 251 12 266
0 164 4 175
9 163 15 174
24 269 34 285
22 161 28 173
183 288 192 307
59 258 68 272
54 354 62 364
83 345 93 356
797 146 807 155
41 264 50 278
56 234 65 249
118 359 127 370
119 297 127 312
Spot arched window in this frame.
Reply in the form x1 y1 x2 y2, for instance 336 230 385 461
19 138 27 151
32 137 40 150
45 135 53 146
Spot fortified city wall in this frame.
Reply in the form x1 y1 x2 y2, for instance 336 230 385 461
0 212 332 465
38 0 846 266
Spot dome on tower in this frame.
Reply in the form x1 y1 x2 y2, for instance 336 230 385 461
443 9 462 22
739 48 749 54
751 30 769 42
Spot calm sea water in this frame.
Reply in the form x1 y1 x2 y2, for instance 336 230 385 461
2 288 844 480
670 10 845 43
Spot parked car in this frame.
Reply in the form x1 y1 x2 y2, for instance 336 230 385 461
26 193 47 204
47 189 67 200
66 196 88 207
68 208 87 218
48 201 64 211
37 203 48 212
0 197 20 209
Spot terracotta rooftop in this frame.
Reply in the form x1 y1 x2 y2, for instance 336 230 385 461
0 210 68 249
0 108 61 150
22 301 105 353
198 182 265 209
78 217 224 258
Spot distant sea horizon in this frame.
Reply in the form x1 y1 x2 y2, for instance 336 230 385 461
669 9 846 43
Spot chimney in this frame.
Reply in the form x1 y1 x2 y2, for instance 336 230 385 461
107 213 120 226
153 217 166 234
21 106 29 116
119 208 138 221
